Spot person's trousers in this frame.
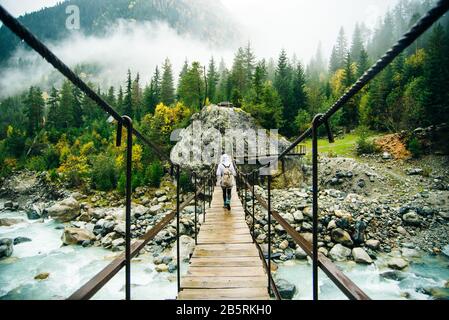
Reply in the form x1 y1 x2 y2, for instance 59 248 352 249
222 187 231 204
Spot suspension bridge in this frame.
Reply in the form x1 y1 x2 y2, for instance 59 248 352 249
0 0 448 300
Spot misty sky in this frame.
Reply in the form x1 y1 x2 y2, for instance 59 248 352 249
0 0 403 97
1 0 400 62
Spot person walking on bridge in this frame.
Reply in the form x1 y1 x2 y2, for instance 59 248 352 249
216 154 236 210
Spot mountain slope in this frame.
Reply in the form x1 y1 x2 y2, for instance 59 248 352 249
0 0 240 64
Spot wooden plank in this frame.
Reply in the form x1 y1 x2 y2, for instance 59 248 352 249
187 267 265 277
190 257 262 267
181 276 267 289
178 288 269 300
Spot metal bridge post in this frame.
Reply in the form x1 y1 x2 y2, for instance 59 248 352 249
194 173 198 245
312 114 321 301
209 173 212 208
267 174 272 295
122 116 133 301
203 180 206 223
176 165 181 293
252 171 255 241
244 174 248 218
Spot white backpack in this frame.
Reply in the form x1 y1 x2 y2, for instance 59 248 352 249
222 164 233 188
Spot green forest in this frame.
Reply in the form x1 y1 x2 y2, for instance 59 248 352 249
0 0 448 192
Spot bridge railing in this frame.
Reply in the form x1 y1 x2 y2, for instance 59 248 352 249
232 0 449 300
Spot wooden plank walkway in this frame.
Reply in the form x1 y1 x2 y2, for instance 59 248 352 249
177 185 270 300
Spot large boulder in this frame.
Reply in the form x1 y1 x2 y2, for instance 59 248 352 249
329 244 351 262
352 247 373 264
0 218 25 227
61 227 95 245
331 228 354 247
0 238 13 259
275 279 297 300
352 220 367 245
365 239 380 250
387 258 409 270
45 197 80 222
171 235 195 262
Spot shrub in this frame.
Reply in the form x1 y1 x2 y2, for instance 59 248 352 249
48 169 59 182
145 161 164 188
179 172 194 193
43 146 60 169
356 126 378 155
91 155 117 191
408 137 423 158
26 156 47 172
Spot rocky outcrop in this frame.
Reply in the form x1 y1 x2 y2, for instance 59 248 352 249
0 238 13 259
329 244 351 262
62 227 95 245
387 258 409 270
275 279 297 300
352 248 373 264
45 197 80 222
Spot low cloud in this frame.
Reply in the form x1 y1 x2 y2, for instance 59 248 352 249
0 19 237 98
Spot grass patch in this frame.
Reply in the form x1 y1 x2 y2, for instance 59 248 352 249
303 132 380 158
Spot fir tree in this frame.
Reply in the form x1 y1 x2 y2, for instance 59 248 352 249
123 69 133 118
161 58 175 106
207 57 219 103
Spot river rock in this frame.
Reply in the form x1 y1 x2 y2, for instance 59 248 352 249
293 211 304 222
62 227 95 245
275 279 297 300
331 228 354 247
423 287 449 300
279 240 289 250
45 197 80 222
352 220 367 245
26 209 41 220
387 257 409 270
149 205 162 215
155 264 169 272
0 218 25 226
401 248 420 258
380 270 407 281
0 238 13 258
111 238 125 250
329 244 351 262
101 232 119 248
171 235 195 262
295 246 308 260
352 247 373 264
34 272 50 280
13 237 32 245
365 239 380 250
402 211 421 226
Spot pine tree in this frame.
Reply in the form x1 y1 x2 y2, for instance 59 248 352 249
132 73 143 121
71 85 83 128
357 48 370 78
59 81 76 129
178 62 204 111
336 27 348 70
350 23 364 63
329 46 340 74
216 59 229 102
117 86 124 114
340 53 359 128
274 49 293 134
123 69 133 118
251 60 267 104
243 42 256 93
106 86 116 108
207 57 219 103
424 24 449 125
177 59 188 99
231 47 247 97
161 58 175 106
46 86 59 130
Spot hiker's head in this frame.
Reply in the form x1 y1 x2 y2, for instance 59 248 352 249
220 154 230 164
